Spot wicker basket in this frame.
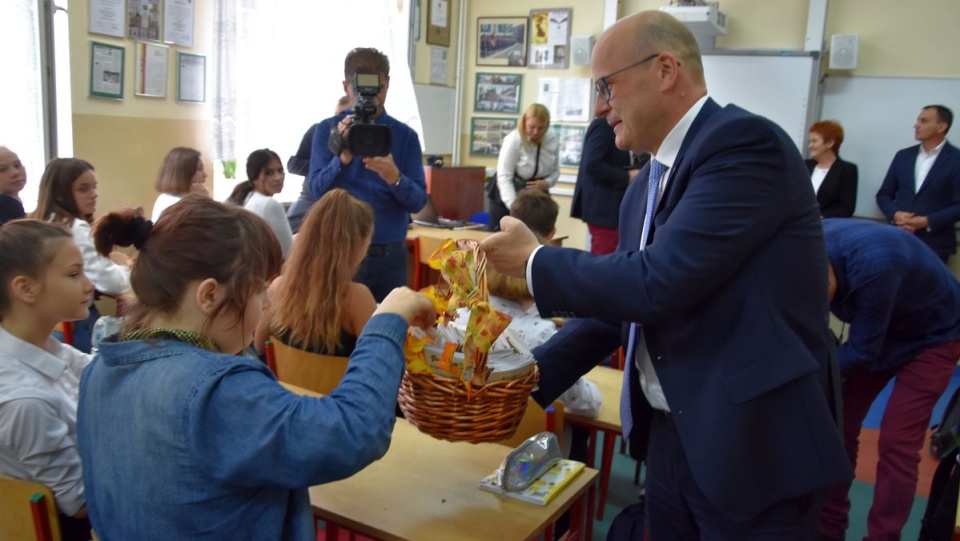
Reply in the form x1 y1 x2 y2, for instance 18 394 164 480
398 366 539 443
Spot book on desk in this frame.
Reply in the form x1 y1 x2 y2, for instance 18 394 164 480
478 459 586 506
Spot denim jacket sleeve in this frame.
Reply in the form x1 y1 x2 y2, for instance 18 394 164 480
187 313 408 489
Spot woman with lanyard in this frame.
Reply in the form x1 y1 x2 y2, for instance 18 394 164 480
488 103 560 231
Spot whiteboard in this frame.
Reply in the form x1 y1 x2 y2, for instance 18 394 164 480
820 75 960 219
413 83 456 155
702 54 818 152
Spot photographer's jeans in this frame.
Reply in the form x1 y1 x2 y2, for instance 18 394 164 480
356 242 407 303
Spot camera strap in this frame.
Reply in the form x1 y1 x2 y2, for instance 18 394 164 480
529 143 541 181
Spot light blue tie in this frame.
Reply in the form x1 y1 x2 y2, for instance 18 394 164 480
620 159 666 439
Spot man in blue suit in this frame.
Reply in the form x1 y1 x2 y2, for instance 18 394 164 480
481 11 851 540
876 105 960 262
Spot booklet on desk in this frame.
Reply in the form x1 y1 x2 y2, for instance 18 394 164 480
478 459 586 505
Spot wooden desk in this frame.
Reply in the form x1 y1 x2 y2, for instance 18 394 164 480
281 382 600 541
564 366 625 521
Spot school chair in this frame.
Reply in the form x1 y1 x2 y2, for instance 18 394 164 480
52 322 74 346
0 476 62 541
265 337 350 395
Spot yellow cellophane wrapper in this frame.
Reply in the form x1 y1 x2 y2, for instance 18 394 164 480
404 239 512 388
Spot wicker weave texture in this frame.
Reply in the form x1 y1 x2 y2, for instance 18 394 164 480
398 367 539 443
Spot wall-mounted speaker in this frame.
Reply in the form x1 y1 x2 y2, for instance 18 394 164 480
571 35 595 66
829 34 859 70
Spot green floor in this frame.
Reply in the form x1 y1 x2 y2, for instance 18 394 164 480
591 440 929 540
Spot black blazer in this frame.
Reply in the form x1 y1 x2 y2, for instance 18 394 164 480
570 117 634 228
805 157 858 218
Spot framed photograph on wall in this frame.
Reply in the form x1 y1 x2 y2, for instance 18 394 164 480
470 117 517 157
474 73 522 114
127 0 162 41
477 17 527 67
528 8 572 69
550 123 587 167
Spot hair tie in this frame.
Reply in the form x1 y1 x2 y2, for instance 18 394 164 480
130 216 154 250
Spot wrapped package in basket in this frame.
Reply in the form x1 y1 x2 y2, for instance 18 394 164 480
400 238 540 443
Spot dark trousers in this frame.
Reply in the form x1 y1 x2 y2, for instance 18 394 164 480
645 412 823 540
58 513 92 541
819 340 960 541
488 197 509 232
355 243 408 303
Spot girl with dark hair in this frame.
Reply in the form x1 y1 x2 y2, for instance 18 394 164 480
226 148 293 257
0 220 95 541
151 147 209 221
32 158 131 352
258 188 376 356
77 195 435 539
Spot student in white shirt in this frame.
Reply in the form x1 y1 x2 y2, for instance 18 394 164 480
226 149 294 258
32 158 132 352
0 220 94 541
151 147 210 222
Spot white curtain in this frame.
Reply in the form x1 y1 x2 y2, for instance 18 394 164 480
213 0 423 202
0 0 46 212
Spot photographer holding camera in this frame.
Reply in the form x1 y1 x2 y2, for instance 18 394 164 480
286 47 426 302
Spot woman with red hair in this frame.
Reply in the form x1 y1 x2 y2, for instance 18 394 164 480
806 120 859 218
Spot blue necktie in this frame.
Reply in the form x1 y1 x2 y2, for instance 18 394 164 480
620 159 666 439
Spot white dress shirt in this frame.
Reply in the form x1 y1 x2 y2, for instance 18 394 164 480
810 166 829 196
151 192 182 222
496 129 561 208
72 218 131 296
915 140 946 193
243 191 294 258
0 325 91 515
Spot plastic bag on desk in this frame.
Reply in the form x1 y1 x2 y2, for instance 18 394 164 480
496 431 562 493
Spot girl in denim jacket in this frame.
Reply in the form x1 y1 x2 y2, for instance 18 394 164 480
76 195 434 540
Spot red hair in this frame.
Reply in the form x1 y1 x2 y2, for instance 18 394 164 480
810 120 845 154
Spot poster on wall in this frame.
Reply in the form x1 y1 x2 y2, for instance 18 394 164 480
89 0 126 38
474 73 522 114
163 0 194 47
135 41 169 98
89 42 125 100
537 77 591 122
528 8 571 69
127 0 162 41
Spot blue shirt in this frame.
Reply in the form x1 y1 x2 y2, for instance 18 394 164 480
824 218 960 373
286 110 426 242
77 314 409 540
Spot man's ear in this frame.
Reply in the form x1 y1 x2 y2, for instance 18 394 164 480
342 80 351 96
195 278 224 316
547 227 557 240
10 275 40 305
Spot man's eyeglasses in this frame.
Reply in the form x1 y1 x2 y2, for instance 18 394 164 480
594 52 661 103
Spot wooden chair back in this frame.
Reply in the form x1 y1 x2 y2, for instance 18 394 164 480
267 337 350 395
0 476 62 541
500 399 565 449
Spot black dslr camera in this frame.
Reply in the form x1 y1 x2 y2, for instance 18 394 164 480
328 73 392 157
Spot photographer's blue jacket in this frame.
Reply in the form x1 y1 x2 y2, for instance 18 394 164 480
286 110 426 242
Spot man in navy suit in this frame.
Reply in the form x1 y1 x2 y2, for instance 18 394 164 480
481 11 851 540
876 105 960 262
